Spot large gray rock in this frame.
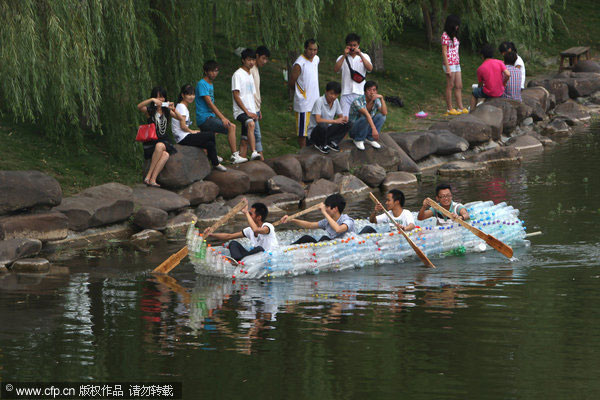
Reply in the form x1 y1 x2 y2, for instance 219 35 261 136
231 161 276 193
428 129 469 155
333 174 370 195
0 212 68 241
53 183 133 231
146 144 211 189
133 207 168 230
10 258 50 273
264 154 303 181
133 186 190 211
522 87 550 112
294 153 334 182
305 179 339 206
380 172 418 192
388 131 437 161
262 193 302 208
205 169 251 199
469 104 504 140
356 164 386 187
528 79 570 104
554 100 591 125
0 238 42 266
430 114 492 145
562 73 600 98
267 175 305 199
543 119 571 137
484 98 519 133
572 60 600 73
469 146 522 165
178 181 219 206
438 161 487 176
329 151 352 173
507 135 543 153
195 201 231 221
130 229 164 248
0 171 62 215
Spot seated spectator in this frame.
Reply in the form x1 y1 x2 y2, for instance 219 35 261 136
137 86 178 187
307 81 351 154
501 52 522 102
232 48 261 161
470 44 510 111
172 84 226 171
499 41 526 89
348 80 387 150
196 60 246 164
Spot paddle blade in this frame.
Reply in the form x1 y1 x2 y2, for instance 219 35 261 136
153 246 188 274
484 234 513 258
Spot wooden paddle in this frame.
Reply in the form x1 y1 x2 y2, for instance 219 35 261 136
153 199 247 274
369 193 435 269
273 202 323 226
426 198 514 258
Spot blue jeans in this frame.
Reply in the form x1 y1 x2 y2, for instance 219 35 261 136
349 114 386 142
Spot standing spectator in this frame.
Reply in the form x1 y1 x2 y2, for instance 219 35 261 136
441 15 467 115
289 39 320 148
334 33 373 117
232 48 261 161
499 41 526 89
196 60 246 164
137 86 179 187
471 44 510 111
348 81 387 150
173 84 226 171
240 45 270 161
307 81 351 153
501 52 522 102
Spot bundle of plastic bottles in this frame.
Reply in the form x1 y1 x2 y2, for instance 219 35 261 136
187 200 528 280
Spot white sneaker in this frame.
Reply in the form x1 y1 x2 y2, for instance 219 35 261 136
353 140 365 150
217 155 223 163
214 164 227 172
250 151 261 160
230 152 248 164
365 139 381 149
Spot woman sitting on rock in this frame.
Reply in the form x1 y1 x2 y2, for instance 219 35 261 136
173 84 226 171
137 86 180 187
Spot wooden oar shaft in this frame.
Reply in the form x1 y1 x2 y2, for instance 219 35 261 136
426 198 513 258
153 200 247 274
369 193 435 269
273 202 323 226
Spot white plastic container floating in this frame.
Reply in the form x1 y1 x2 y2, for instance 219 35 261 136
187 201 528 280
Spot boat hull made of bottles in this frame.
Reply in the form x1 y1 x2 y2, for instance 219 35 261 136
187 201 529 279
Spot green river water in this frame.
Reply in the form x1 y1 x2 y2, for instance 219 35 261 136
1 124 599 399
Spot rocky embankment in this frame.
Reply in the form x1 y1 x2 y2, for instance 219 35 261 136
1 62 600 273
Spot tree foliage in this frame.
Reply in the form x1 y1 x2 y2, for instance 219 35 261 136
0 0 560 163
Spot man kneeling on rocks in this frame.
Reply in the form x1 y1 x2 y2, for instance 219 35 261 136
280 193 356 243
307 81 351 154
348 80 387 150
204 200 278 262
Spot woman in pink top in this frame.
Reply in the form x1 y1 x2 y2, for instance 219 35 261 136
471 44 510 111
441 15 467 115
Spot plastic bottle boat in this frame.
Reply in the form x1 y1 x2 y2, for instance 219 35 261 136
187 201 529 280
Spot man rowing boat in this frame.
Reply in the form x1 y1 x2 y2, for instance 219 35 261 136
418 183 470 225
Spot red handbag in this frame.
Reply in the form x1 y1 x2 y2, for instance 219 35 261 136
345 56 365 83
136 123 158 142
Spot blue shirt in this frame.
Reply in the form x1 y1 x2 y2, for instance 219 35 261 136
349 95 381 122
195 79 215 126
318 214 355 239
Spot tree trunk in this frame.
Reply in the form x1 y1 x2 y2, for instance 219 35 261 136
422 2 433 44
370 40 384 72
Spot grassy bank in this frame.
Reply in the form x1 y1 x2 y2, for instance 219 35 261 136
1 0 598 195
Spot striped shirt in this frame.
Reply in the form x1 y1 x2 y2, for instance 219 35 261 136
501 65 522 102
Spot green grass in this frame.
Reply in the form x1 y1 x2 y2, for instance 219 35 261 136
2 0 599 195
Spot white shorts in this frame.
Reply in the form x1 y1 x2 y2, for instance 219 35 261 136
443 64 461 73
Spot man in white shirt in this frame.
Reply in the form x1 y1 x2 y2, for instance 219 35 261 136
307 81 351 153
360 189 416 234
289 39 320 148
334 33 374 117
204 200 278 262
499 41 526 89
232 49 261 161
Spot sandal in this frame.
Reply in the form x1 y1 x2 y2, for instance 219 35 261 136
143 178 151 186
148 182 161 188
